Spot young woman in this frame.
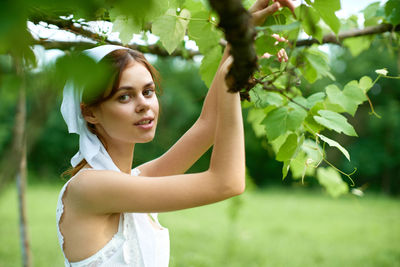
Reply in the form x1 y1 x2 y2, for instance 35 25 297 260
56 1 290 266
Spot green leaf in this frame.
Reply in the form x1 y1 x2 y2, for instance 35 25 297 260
301 62 318 84
305 49 335 81
247 108 267 137
183 0 210 12
302 139 323 164
317 133 350 161
267 21 301 32
304 114 325 133
363 2 382 27
188 11 221 54
289 151 307 179
385 0 400 26
306 92 325 108
270 132 290 154
326 83 367 116
359 76 373 93
297 5 323 43
343 37 371 57
199 45 222 87
282 160 290 180
276 133 298 162
314 110 358 136
152 8 191 54
313 0 341 34
112 16 142 44
317 167 349 198
255 33 281 56
263 105 307 141
249 84 284 108
263 107 288 141
286 104 308 131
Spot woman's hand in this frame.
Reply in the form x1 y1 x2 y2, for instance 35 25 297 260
249 0 281 26
249 0 296 26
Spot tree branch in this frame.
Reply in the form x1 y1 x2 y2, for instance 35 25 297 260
31 38 200 58
208 0 257 94
28 13 200 58
296 24 400 46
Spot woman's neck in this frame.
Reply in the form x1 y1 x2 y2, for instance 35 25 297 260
105 141 135 174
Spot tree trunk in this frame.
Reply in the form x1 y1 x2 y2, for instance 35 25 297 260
14 57 32 267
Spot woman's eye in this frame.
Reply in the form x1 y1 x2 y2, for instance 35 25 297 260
143 88 155 97
118 94 131 102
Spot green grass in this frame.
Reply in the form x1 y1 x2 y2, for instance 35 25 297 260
0 184 399 267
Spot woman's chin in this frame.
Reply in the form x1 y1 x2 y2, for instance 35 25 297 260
135 135 155 144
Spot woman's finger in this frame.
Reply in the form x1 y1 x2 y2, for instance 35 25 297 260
274 0 296 18
272 33 288 43
277 48 288 62
248 0 269 13
252 2 281 26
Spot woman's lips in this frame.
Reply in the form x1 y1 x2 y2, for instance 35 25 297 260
134 119 154 129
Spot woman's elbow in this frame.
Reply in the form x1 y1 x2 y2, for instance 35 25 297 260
221 174 246 198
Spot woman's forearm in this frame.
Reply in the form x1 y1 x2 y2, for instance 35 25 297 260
198 44 231 125
208 57 245 195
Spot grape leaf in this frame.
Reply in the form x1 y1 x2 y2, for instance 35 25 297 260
305 49 335 81
263 107 288 141
112 15 141 44
199 45 222 87
152 8 191 54
188 11 221 54
289 151 308 179
363 2 382 27
314 110 358 136
247 108 267 137
249 84 284 108
359 76 373 93
343 37 371 57
317 133 350 161
255 33 281 56
282 160 290 180
326 83 367 116
385 0 400 26
317 167 349 198
313 0 341 34
306 92 325 108
263 105 307 141
276 133 298 162
297 5 323 43
287 104 308 131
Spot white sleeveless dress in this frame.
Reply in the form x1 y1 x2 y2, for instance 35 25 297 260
56 168 170 267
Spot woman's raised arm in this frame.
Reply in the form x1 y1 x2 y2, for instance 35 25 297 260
137 0 285 177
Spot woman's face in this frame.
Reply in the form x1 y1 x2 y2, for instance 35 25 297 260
90 61 159 145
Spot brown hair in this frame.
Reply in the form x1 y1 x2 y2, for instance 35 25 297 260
61 48 161 179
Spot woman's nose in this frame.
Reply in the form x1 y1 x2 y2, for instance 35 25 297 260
135 95 150 113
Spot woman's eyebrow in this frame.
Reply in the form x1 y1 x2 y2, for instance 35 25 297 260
117 81 155 91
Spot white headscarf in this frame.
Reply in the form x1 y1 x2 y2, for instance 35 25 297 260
60 44 129 172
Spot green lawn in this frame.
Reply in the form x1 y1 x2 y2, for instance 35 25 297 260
0 183 399 267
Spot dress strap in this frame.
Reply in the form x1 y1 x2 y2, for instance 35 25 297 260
56 167 95 266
